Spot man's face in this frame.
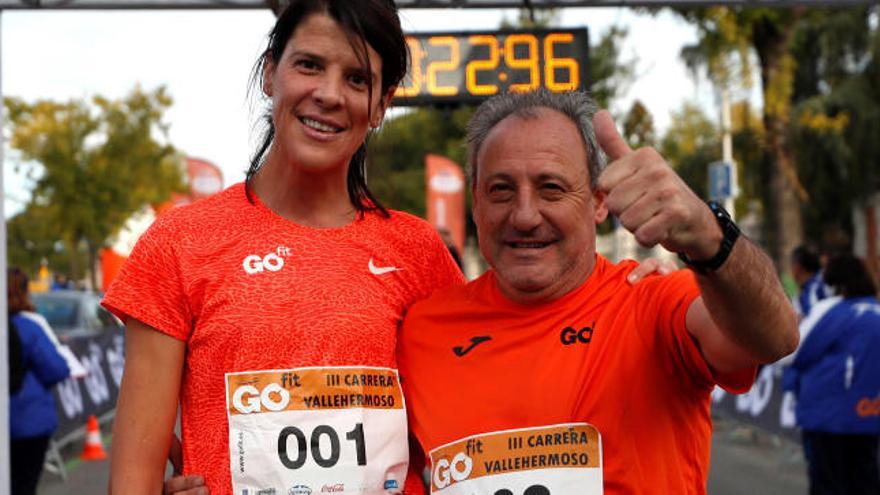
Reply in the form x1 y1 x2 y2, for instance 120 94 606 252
472 108 607 304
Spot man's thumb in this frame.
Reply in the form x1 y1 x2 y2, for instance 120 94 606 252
593 110 631 161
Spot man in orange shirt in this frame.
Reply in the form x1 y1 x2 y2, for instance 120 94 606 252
398 90 798 494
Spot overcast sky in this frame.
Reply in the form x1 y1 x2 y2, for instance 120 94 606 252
1 7 736 217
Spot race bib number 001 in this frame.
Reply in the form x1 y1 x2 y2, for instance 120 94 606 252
225 366 408 495
429 423 602 494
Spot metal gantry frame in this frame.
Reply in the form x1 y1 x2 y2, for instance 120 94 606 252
0 0 877 493
0 0 875 9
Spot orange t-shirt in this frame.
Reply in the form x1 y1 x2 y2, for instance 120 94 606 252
398 255 755 494
103 183 464 494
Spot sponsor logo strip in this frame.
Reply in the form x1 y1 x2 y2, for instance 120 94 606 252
226 367 404 416
429 423 600 492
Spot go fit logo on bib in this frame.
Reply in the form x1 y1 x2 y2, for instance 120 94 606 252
433 448 475 489
232 381 290 414
243 246 291 275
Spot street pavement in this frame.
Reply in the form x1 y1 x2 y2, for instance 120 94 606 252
708 415 808 495
38 414 808 494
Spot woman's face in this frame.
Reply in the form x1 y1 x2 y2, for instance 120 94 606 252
264 12 392 174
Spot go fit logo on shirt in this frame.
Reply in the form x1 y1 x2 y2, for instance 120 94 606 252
242 246 291 275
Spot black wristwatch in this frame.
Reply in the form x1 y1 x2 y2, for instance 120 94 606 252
678 201 740 274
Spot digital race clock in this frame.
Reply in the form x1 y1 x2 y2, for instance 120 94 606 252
393 28 590 106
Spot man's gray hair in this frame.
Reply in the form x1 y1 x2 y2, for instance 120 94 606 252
466 89 605 188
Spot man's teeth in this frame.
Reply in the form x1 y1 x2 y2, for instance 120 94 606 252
511 242 549 248
302 117 340 133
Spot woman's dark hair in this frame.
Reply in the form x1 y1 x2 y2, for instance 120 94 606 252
823 254 877 298
7 268 29 393
247 0 408 217
8 267 34 314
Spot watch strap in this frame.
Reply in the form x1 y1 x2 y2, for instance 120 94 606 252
678 201 740 274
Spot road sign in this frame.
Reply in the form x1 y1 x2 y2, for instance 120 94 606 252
708 161 735 201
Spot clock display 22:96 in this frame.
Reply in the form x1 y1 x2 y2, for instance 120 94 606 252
393 28 590 106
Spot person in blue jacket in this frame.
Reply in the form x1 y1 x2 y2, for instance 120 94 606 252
8 267 70 495
790 245 831 319
786 254 880 495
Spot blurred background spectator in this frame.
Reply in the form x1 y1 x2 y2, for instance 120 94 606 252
50 274 71 291
784 254 880 495
8 267 71 495
790 245 831 319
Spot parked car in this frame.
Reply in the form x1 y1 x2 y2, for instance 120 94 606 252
32 290 123 342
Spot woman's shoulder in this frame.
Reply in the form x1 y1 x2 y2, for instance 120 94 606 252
377 209 445 242
148 183 249 234
384 208 433 228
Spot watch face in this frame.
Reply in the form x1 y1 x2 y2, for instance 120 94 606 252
708 201 730 220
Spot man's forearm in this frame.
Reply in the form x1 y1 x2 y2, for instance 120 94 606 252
694 236 799 364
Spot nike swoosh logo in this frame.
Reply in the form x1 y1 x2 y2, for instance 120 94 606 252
369 258 402 275
452 336 492 357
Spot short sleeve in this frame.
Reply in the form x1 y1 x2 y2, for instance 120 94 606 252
636 270 755 393
101 213 193 342
422 231 467 299
401 222 466 308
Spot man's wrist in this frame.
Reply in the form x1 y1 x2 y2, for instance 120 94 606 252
678 201 740 274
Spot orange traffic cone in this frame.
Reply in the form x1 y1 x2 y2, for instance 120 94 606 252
80 415 108 461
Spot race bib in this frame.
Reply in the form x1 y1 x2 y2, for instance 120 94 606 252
429 423 602 494
225 367 408 495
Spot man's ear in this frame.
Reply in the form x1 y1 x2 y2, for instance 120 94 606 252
372 86 397 128
262 57 276 97
593 189 608 224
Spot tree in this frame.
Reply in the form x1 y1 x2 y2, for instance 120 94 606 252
729 100 766 219
673 6 809 268
6 203 87 278
659 100 764 214
368 105 473 218
4 86 185 288
622 100 656 149
660 102 719 198
788 7 880 252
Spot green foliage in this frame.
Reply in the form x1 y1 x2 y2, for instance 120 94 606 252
367 105 474 218
4 86 185 285
671 5 880 258
676 7 753 89
730 101 765 216
622 100 656 149
789 7 880 248
6 204 87 277
671 6 810 266
660 102 719 198
659 100 763 216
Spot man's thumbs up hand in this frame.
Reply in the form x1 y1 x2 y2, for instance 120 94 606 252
594 109 722 260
